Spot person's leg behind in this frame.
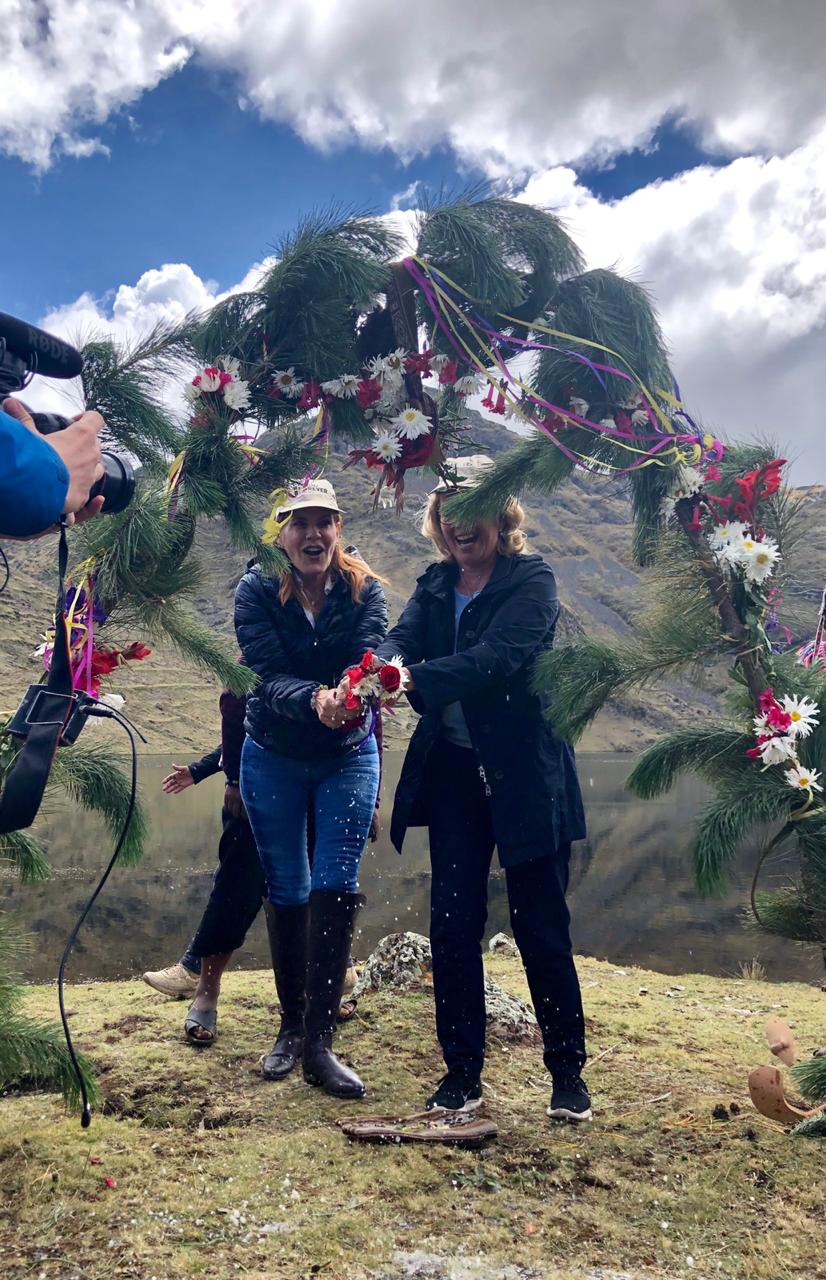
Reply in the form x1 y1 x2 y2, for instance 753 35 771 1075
302 737 379 1098
183 810 265 1045
240 737 312 1077
506 846 591 1121
426 739 495 1110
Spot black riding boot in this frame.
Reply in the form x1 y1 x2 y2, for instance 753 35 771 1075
302 889 366 1098
261 901 309 1080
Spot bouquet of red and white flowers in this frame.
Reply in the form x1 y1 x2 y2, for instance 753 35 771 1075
341 651 409 721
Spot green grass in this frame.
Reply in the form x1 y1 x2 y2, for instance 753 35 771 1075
2 954 824 1279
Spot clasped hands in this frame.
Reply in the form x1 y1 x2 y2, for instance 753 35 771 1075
313 655 412 730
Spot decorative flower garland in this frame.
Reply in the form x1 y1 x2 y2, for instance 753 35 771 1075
36 576 152 701
746 687 821 798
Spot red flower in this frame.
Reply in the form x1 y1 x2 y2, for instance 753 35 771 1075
481 384 496 410
765 706 792 733
685 503 702 533
90 647 120 678
399 431 436 469
103 1176 117 1189
405 350 433 377
218 371 233 387
360 651 374 671
123 641 152 662
438 359 458 385
297 380 321 410
267 383 283 401
345 665 364 687
343 690 362 713
493 390 507 415
758 687 779 712
703 464 722 483
379 664 402 693
356 378 382 409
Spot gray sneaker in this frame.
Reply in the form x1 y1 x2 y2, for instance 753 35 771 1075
142 962 199 998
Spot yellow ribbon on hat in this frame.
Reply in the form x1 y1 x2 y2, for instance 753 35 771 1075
261 488 291 545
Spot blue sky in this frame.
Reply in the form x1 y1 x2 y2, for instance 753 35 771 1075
1 65 722 323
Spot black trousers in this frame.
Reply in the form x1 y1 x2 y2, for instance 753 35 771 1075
427 738 587 1079
187 808 266 960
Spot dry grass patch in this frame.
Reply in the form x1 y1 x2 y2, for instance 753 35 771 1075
1 955 824 1280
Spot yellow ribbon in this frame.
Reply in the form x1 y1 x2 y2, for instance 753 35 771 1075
165 449 187 495
261 488 291 545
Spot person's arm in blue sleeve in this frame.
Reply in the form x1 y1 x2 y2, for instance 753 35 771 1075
0 407 69 537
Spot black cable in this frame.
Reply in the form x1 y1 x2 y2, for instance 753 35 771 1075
0 544 8 595
57 703 139 1128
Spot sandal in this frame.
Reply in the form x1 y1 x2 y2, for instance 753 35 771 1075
184 1004 217 1047
337 996 358 1023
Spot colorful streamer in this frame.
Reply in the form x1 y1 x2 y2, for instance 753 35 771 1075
403 255 724 476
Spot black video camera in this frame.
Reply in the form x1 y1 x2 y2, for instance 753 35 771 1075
0 310 134 514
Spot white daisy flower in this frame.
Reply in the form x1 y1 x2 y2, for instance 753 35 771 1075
272 368 304 398
569 397 590 418
741 537 780 583
631 408 651 428
781 694 820 738
378 349 407 387
336 374 360 398
373 432 403 462
98 692 126 711
220 356 242 379
223 379 252 412
392 406 431 440
454 373 484 396
756 735 798 766
708 521 749 551
321 378 345 397
365 355 387 381
784 764 823 793
429 353 450 373
753 713 770 735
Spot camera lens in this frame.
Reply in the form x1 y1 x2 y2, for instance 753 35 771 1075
89 452 135 514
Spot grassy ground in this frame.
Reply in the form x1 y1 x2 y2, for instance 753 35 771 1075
1 955 825 1280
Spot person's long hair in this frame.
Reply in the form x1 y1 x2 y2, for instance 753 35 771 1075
278 517 386 605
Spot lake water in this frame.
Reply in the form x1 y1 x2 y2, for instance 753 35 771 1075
2 753 822 986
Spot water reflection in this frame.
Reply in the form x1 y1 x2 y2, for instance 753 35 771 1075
1 753 821 984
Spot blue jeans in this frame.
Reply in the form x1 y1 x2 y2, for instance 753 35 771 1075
240 735 379 907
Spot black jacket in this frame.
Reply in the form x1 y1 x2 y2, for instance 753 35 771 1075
376 553 585 867
235 567 388 760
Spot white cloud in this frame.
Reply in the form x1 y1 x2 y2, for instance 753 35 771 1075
519 130 826 479
4 1 826 173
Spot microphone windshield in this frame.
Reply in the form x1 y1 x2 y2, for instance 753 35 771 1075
0 311 83 380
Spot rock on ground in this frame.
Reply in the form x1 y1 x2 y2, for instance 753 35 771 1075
355 932 537 1040
372 1252 659 1280
488 932 519 955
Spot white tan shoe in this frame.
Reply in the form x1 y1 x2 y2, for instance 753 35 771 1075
142 961 199 998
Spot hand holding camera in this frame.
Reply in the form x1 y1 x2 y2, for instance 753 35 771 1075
2 396 107 529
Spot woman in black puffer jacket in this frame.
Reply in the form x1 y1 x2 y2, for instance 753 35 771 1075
235 480 387 1099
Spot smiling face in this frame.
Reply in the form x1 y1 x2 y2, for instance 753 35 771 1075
279 507 340 578
438 502 501 574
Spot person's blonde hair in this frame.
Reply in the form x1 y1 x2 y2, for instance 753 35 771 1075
278 515 387 604
421 493 527 561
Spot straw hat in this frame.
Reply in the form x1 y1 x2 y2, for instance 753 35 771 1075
276 478 343 519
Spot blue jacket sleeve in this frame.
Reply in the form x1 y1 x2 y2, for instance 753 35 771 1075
0 409 69 537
